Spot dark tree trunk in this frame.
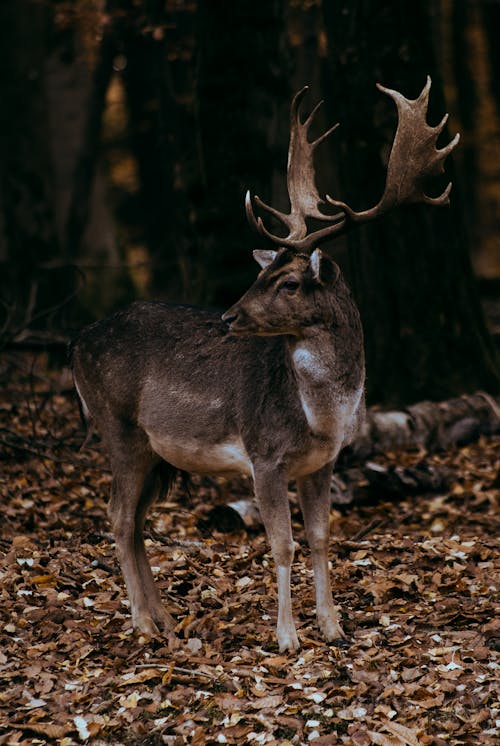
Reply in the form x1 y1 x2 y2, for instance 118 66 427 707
119 0 194 301
481 0 500 114
63 12 115 262
450 0 479 249
321 0 499 406
0 0 69 339
195 0 290 307
0 0 56 265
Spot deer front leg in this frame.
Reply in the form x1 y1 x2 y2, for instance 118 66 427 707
253 466 299 652
297 463 346 642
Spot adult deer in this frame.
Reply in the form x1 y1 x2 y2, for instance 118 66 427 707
71 78 458 651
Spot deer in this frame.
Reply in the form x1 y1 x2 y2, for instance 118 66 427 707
71 77 459 651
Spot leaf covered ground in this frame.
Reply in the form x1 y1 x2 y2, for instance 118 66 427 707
0 355 498 745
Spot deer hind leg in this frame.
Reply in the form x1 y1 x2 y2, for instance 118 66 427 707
297 462 345 642
253 466 299 652
131 463 176 631
106 425 174 636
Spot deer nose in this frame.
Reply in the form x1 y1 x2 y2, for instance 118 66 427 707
221 307 238 325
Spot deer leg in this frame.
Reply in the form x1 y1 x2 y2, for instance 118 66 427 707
132 465 175 631
253 466 299 652
105 426 173 636
108 471 157 636
297 463 345 641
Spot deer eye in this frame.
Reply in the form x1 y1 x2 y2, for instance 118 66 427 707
279 279 300 292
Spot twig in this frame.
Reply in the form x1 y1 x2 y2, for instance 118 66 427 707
134 664 217 679
333 518 388 557
349 518 386 542
146 530 204 550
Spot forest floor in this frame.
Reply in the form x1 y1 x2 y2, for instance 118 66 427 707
0 354 498 746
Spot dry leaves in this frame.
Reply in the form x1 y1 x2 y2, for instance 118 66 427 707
0 356 498 744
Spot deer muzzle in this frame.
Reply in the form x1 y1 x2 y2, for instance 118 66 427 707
221 304 256 334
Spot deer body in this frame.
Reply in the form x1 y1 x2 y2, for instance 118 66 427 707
74 271 364 482
72 251 364 650
72 79 458 650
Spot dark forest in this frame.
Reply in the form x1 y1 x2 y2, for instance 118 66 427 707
1 0 499 403
1 3 499 745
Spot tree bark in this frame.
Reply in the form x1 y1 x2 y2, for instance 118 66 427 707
195 0 290 307
63 13 115 262
481 0 500 115
118 0 193 301
0 0 66 341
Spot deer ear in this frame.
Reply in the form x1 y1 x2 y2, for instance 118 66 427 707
309 248 340 285
253 250 277 269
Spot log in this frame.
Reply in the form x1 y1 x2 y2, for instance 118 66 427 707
349 391 499 461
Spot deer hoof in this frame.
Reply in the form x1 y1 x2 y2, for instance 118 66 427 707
134 614 162 638
278 627 300 652
152 606 176 631
320 617 346 642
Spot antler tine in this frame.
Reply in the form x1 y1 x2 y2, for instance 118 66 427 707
245 191 296 244
245 86 346 252
292 88 339 149
302 97 340 150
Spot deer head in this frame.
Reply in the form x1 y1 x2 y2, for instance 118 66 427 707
222 247 340 336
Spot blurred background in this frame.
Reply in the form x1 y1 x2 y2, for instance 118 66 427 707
0 0 499 405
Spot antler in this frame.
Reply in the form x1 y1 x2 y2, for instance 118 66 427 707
245 86 345 251
246 77 460 252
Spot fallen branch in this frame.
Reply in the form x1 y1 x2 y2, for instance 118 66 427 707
350 390 499 460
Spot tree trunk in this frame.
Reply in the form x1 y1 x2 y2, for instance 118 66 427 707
195 0 290 307
321 0 499 406
63 14 115 263
0 0 71 341
119 0 194 301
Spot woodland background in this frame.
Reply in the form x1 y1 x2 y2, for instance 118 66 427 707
0 2 499 745
0 0 499 403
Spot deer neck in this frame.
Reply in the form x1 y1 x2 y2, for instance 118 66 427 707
288 329 356 438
